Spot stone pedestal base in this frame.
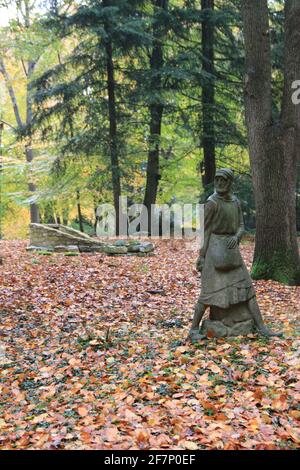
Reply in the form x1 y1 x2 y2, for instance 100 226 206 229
200 302 255 338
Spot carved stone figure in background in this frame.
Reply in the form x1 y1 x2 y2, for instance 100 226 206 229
190 168 282 341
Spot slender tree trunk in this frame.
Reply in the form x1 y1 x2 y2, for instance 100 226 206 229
201 0 216 187
93 196 99 235
0 58 23 129
26 60 40 223
1 0 40 224
143 102 163 228
0 55 40 223
242 0 300 285
103 0 121 235
25 146 40 223
143 0 168 233
24 0 40 223
62 206 69 226
76 190 84 233
42 202 55 224
105 41 121 235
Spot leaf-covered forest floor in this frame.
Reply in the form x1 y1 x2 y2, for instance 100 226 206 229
0 239 299 450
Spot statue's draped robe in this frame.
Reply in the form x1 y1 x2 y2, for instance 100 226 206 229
199 192 255 309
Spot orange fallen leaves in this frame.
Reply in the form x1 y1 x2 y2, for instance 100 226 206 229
77 406 89 417
124 409 142 423
0 239 299 450
271 394 288 411
103 427 121 443
180 440 199 450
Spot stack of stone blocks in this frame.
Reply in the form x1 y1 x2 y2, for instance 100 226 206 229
27 224 155 256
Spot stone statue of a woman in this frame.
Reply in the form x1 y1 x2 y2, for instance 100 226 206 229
190 168 282 341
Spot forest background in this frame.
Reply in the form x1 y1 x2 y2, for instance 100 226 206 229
0 0 299 279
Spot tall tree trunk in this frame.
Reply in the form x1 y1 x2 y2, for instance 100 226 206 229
62 206 69 226
25 148 40 224
104 0 121 235
201 0 216 187
76 190 84 233
143 0 168 233
42 202 56 224
0 58 23 129
26 60 40 223
0 55 39 224
242 0 300 285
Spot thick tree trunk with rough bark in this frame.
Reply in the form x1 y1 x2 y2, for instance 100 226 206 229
242 0 300 285
143 101 163 223
143 0 168 232
201 0 216 188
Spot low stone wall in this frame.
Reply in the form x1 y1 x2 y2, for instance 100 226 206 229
29 223 103 250
102 241 154 256
27 224 155 256
47 224 94 240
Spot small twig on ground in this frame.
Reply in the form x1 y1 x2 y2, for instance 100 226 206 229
105 327 111 343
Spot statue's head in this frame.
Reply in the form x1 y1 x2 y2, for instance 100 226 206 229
214 168 234 195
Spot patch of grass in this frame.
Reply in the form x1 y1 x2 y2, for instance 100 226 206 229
203 408 215 416
64 252 79 256
37 250 53 256
256 336 271 345
139 264 149 273
77 334 94 350
228 348 243 363
193 342 206 350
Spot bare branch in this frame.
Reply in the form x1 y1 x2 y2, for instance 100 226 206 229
21 58 28 77
0 119 17 131
0 57 24 129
